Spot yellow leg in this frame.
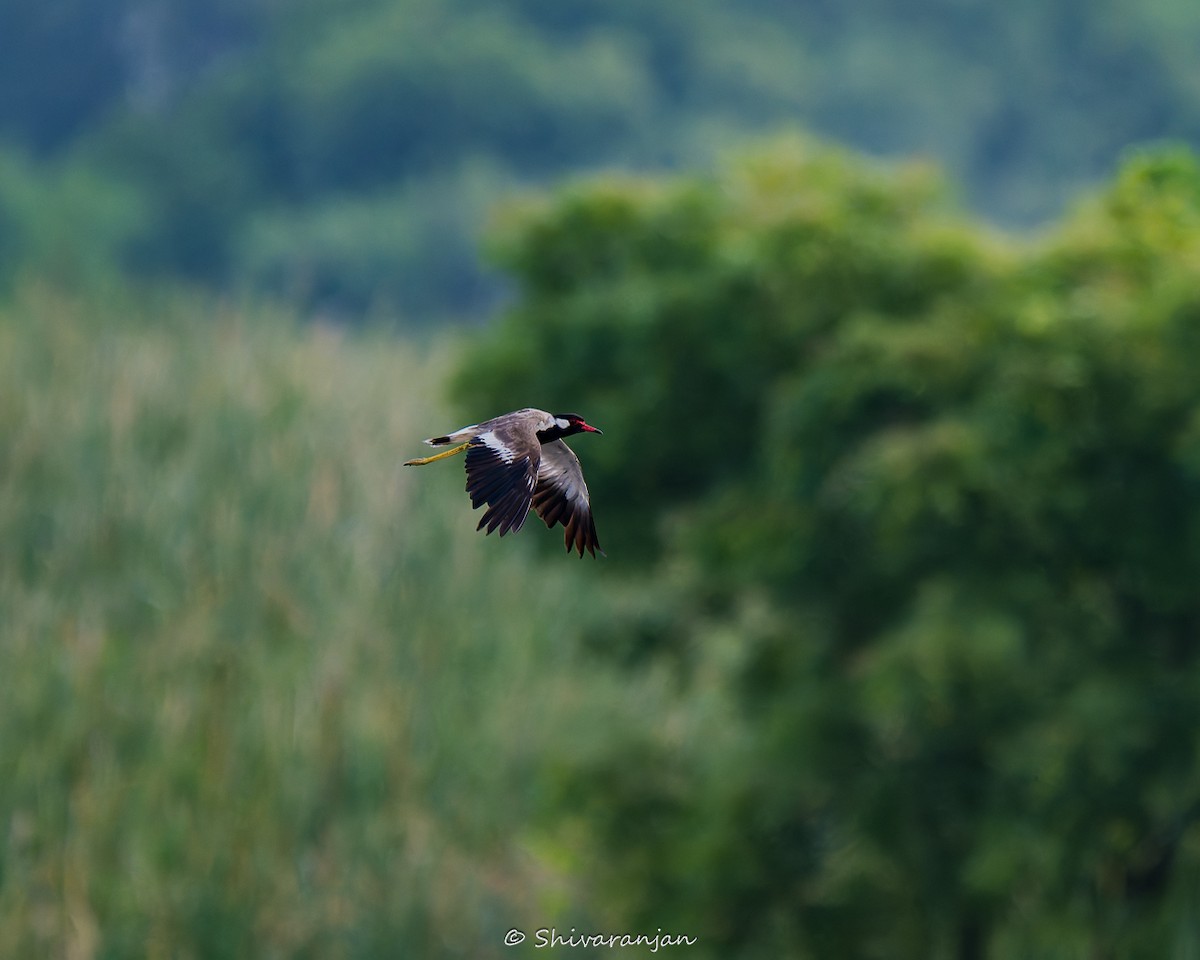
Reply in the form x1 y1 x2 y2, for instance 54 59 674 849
403 441 470 466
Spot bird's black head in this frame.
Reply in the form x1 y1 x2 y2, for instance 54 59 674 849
541 413 603 441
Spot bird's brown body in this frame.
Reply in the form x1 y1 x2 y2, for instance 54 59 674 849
404 408 604 557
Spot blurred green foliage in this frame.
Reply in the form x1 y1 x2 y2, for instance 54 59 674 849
0 150 146 292
455 138 1200 957
0 285 689 957
7 138 1200 958
5 0 1200 947
3 0 1200 315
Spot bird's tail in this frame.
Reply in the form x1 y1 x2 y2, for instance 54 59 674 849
423 421 479 446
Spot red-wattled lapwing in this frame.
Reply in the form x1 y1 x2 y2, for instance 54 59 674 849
404 408 604 557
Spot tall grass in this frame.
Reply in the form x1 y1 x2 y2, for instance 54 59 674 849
0 285 680 958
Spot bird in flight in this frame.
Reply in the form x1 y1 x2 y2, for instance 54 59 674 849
404 408 604 557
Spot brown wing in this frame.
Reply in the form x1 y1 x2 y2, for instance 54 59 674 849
464 428 539 537
532 440 603 558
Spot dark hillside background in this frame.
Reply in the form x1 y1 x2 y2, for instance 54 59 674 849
3 0 1200 315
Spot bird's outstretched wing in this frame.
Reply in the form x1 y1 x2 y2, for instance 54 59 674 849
533 440 603 558
464 435 538 536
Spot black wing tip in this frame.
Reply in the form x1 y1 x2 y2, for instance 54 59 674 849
477 496 532 537
465 445 535 537
564 525 604 558
476 516 523 537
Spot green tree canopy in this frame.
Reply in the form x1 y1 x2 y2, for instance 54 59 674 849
453 138 1200 958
